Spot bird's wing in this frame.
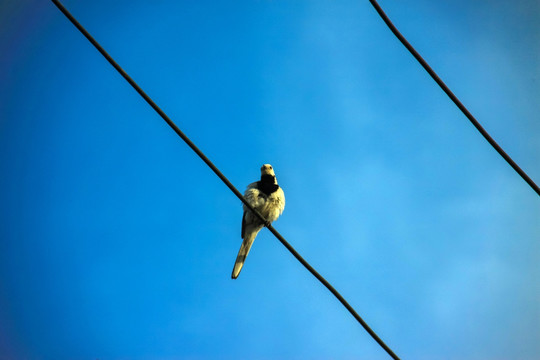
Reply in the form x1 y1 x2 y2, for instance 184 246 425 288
243 182 260 207
242 182 260 238
275 187 285 215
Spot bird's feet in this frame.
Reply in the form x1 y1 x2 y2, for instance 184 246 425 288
264 221 272 228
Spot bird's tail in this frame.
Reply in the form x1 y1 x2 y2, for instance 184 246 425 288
231 230 259 279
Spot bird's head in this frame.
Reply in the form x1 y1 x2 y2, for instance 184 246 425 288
260 164 275 177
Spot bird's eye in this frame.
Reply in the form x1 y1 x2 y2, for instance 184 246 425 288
269 166 272 169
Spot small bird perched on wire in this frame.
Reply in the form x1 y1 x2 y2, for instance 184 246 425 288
231 164 285 279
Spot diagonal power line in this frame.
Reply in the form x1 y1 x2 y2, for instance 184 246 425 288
50 0 401 359
368 0 540 197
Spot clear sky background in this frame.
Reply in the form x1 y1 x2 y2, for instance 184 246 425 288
1 0 539 359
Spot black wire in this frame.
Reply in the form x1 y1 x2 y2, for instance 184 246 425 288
368 0 540 197
50 0 401 359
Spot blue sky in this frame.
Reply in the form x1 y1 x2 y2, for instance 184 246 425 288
1 0 539 359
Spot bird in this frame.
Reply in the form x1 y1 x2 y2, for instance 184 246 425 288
231 164 285 279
